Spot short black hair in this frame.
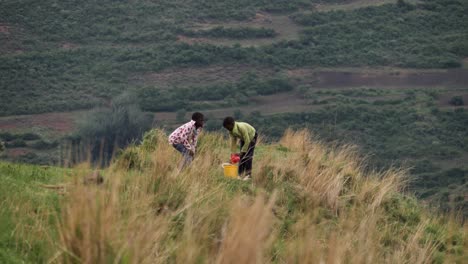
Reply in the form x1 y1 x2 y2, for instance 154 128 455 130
223 116 235 128
192 112 204 122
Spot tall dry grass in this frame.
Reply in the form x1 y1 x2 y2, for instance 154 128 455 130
39 129 465 263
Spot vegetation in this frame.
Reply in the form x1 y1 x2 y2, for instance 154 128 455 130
1 0 467 115
227 89 468 216
0 130 465 263
450 95 465 106
137 74 293 111
0 132 57 150
0 162 64 263
181 26 278 39
290 0 468 68
68 93 152 166
0 0 467 238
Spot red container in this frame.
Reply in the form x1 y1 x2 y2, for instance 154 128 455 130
230 153 240 164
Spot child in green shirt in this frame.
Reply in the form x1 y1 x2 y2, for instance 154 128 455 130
222 117 258 180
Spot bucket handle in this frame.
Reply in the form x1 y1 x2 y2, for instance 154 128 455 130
221 163 232 168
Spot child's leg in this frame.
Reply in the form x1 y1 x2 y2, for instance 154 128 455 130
172 144 193 168
239 140 246 175
240 133 257 176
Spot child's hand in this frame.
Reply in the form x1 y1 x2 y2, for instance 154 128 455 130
230 153 240 164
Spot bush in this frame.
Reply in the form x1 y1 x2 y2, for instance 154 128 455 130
21 133 41 141
140 129 166 152
6 139 27 148
30 140 59 150
73 92 152 166
449 96 464 106
0 132 15 141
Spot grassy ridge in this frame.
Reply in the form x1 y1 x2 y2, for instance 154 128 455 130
228 89 468 215
0 130 465 263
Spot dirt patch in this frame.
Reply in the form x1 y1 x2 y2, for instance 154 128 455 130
6 148 30 157
287 68 468 88
0 23 25 54
0 24 11 35
178 13 301 47
176 35 209 45
135 65 278 87
0 112 80 134
60 42 79 50
313 0 421 12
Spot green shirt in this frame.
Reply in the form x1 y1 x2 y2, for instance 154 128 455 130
229 122 256 153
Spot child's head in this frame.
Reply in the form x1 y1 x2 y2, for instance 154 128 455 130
192 112 204 128
223 117 235 131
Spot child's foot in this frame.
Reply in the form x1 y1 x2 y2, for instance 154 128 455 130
242 174 251 181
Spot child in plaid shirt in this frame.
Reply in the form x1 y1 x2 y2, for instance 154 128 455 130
169 112 204 168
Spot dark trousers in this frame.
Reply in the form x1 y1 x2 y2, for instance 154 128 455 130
239 132 257 176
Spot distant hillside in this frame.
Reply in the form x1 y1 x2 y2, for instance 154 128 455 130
0 0 467 115
0 130 466 263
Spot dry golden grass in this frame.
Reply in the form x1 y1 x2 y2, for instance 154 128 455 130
216 192 277 264
28 129 465 263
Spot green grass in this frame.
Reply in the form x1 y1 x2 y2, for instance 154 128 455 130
0 162 66 263
0 0 467 234
0 130 466 262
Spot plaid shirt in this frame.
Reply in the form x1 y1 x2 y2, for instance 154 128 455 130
168 120 201 152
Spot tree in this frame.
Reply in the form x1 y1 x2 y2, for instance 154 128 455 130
73 92 152 167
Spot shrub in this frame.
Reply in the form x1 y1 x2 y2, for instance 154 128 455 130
30 140 59 150
6 139 27 148
73 92 152 166
449 96 464 106
21 133 41 141
0 132 16 141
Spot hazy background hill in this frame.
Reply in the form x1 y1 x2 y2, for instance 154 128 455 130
0 0 467 215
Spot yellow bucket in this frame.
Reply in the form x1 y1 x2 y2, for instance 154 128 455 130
222 163 238 178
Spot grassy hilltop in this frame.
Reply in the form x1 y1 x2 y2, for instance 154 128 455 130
0 130 466 263
0 0 467 229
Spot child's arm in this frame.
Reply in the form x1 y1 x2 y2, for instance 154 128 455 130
230 134 238 153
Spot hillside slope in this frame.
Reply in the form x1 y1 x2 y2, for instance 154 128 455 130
0 130 465 263
1 0 467 217
1 0 467 115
